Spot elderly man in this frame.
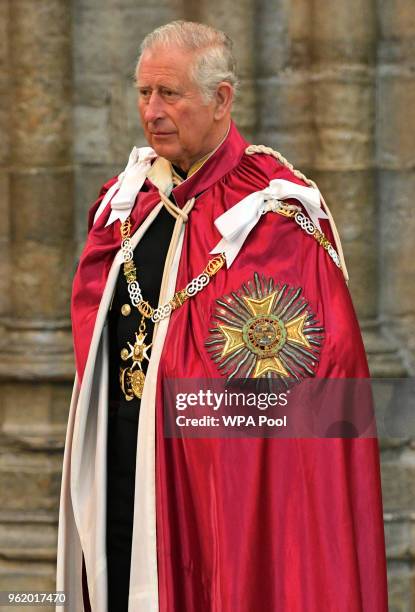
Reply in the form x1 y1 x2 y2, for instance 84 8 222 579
57 20 388 612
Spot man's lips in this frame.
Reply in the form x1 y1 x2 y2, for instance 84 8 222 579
150 131 176 136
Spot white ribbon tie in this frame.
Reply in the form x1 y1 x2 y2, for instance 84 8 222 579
210 179 328 267
93 146 157 227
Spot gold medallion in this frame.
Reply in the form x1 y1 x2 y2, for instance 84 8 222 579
121 303 131 316
119 331 152 402
130 369 146 399
120 367 134 401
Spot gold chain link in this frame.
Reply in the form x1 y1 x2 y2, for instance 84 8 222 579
205 254 226 277
120 218 131 239
121 218 226 318
137 300 154 319
275 209 339 265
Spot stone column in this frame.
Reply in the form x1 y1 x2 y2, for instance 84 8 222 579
255 0 314 168
310 0 404 376
0 0 74 603
187 0 257 141
0 1 11 321
377 2 415 610
377 0 415 374
311 0 377 317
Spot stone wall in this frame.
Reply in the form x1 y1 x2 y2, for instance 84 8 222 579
0 2 74 610
0 1 414 610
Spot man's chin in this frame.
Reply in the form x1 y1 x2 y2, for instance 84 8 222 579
148 140 178 160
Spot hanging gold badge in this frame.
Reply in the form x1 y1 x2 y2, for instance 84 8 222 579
119 318 152 400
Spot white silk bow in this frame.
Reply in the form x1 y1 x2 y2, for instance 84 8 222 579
94 146 157 227
210 179 328 267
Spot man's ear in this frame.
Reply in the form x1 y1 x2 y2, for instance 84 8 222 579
213 82 234 120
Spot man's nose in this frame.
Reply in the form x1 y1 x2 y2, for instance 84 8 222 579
143 92 165 124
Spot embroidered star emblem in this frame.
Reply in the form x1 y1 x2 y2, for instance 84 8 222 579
206 274 323 382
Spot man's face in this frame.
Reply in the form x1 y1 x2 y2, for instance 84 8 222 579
136 46 219 172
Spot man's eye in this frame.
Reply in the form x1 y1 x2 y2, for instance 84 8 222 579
139 89 151 99
161 89 178 100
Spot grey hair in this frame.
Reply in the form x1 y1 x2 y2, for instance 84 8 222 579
137 20 238 103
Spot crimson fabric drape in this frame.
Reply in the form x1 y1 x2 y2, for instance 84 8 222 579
72 123 388 611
